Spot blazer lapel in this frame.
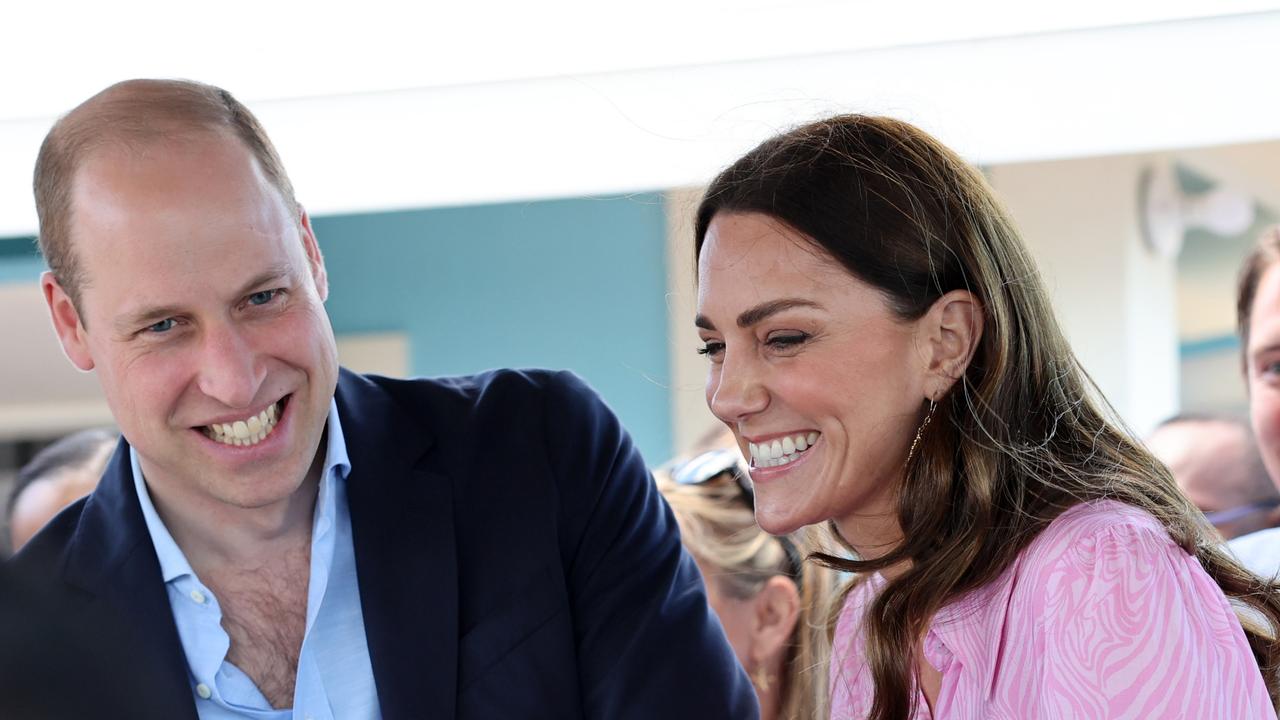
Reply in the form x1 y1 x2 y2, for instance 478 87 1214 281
62 441 198 719
338 371 459 720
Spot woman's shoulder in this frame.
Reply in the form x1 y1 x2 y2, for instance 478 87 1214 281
1018 498 1173 571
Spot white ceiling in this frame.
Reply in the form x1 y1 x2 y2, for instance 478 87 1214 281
3 2 1280 235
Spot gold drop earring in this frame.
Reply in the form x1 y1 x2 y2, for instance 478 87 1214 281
904 397 937 468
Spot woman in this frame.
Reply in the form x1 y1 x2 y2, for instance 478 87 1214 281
656 437 837 720
692 114 1280 719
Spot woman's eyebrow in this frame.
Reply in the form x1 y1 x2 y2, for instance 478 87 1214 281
735 298 823 328
695 298 823 331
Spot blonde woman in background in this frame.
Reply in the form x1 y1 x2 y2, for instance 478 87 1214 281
657 440 838 720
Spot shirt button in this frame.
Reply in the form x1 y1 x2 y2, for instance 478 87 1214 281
195 683 212 699
190 589 207 605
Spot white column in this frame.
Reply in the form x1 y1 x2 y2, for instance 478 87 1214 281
987 154 1180 437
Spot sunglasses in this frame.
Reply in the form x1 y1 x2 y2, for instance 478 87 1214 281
1203 497 1280 527
668 448 805 583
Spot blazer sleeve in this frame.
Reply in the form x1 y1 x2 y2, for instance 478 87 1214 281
1034 518 1271 719
540 371 759 720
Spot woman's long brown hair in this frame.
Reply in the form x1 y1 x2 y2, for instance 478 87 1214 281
694 114 1280 720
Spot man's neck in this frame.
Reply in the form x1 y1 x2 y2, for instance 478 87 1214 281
142 450 325 572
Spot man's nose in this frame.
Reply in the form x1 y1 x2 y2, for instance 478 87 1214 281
707 353 769 424
196 324 266 410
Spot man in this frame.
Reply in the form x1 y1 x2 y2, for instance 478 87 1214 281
6 427 116 553
10 80 755 719
1145 414 1280 540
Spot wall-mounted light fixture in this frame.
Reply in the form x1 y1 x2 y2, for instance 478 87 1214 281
1139 161 1256 258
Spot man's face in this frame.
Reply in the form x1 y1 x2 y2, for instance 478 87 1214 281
44 131 338 514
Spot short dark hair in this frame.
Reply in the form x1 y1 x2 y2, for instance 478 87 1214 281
5 428 117 550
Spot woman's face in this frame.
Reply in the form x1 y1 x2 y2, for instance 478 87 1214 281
1245 262 1280 490
696 212 929 541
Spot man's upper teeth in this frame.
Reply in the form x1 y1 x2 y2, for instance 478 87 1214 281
748 432 819 465
206 402 281 446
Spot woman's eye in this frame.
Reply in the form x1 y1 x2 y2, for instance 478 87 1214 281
248 289 277 306
766 333 809 349
697 341 726 358
146 318 176 334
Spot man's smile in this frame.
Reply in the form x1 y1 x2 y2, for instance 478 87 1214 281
197 395 289 447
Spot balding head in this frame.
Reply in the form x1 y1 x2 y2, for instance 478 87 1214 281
1146 415 1279 539
34 79 298 317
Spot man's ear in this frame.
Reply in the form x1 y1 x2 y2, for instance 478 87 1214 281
298 206 328 302
922 289 984 397
748 575 801 664
42 271 95 371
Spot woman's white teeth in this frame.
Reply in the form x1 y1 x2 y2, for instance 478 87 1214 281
204 402 281 447
748 432 820 468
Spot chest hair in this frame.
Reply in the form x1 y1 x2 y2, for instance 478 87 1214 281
207 549 310 709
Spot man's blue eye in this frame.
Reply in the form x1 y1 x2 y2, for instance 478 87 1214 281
148 318 176 333
248 290 276 306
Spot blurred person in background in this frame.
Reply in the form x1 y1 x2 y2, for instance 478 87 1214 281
1145 415 1279 540
1230 226 1280 578
6 427 116 553
656 437 838 720
694 114 1278 719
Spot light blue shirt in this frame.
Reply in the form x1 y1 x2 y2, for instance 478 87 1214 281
1228 526 1280 580
133 401 381 719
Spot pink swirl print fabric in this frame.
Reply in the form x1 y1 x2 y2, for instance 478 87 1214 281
829 500 1272 719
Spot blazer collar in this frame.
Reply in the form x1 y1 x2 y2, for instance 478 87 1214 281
336 369 459 719
60 370 459 719
62 440 198 719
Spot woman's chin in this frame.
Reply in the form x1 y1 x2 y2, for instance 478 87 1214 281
753 504 809 536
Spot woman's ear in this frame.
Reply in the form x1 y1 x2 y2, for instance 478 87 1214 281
922 289 984 396
748 575 801 665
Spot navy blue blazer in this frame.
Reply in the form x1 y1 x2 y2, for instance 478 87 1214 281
12 368 758 719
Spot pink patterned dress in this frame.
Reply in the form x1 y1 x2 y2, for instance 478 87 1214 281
829 500 1272 719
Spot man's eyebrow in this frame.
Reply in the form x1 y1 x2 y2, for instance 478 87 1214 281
115 304 185 334
113 265 292 334
234 265 292 297
1251 342 1280 360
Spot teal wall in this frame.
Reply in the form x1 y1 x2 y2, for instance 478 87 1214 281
0 195 674 462
312 195 672 461
0 237 40 283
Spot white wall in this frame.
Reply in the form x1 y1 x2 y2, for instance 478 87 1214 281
987 154 1180 436
664 188 721 458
